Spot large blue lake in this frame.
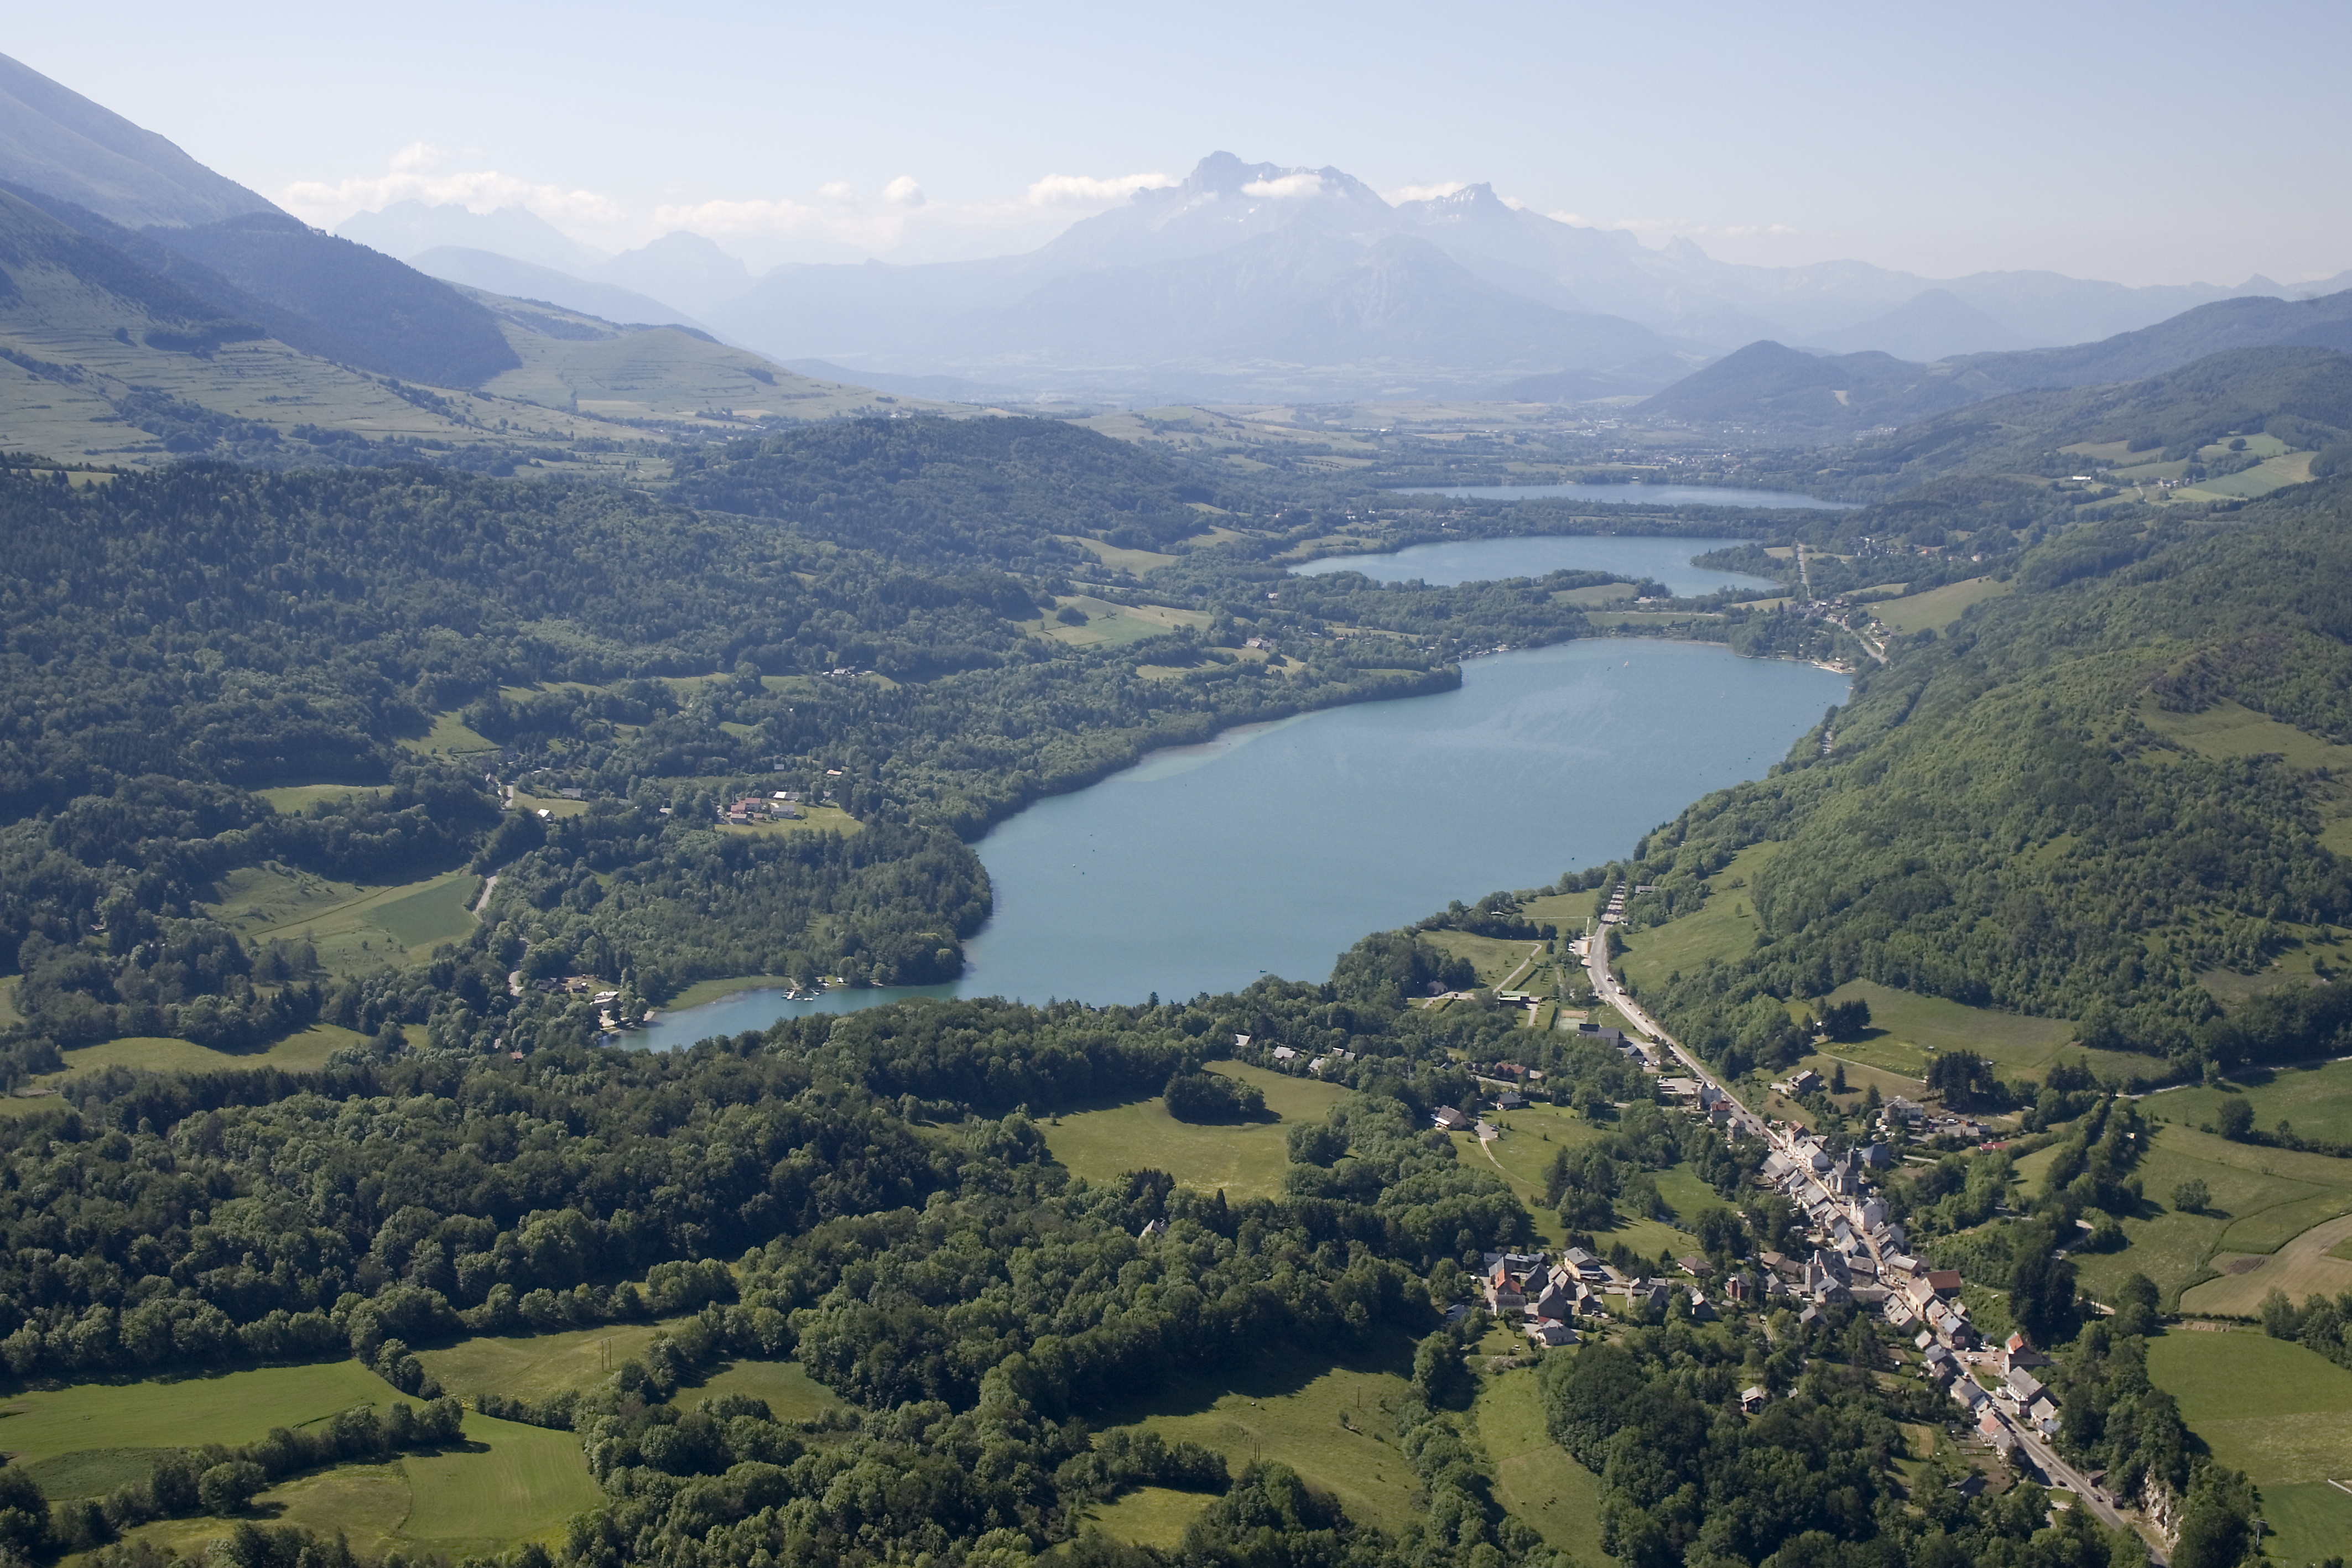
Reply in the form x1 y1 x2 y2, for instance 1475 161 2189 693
637 631 1847 1049
1291 535 1778 598
1393 482 1858 509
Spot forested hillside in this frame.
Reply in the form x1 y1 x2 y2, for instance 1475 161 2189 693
1605 471 2352 1082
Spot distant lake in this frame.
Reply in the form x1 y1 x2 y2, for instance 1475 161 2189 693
1393 482 1860 509
1291 535 1779 598
633 638 1846 1048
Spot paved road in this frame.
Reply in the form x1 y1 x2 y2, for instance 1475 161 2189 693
1581 897 2156 1555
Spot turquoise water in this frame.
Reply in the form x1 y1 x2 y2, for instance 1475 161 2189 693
1291 535 1778 598
1392 482 1857 509
635 637 1846 1047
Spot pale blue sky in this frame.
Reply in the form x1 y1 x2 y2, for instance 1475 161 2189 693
13 0 2349 282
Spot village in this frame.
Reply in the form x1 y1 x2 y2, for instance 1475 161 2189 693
1424 890 2131 1529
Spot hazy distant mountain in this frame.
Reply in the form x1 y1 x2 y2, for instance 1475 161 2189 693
340 200 609 273
410 246 708 332
1806 288 2032 360
0 51 277 228
1641 288 2352 433
601 232 753 316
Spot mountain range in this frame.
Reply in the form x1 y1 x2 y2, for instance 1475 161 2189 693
346 150 2348 404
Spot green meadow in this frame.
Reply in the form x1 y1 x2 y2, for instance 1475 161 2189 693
1871 577 2012 634
1096 1331 1420 1535
1472 1363 1609 1564
2147 1330 2352 1562
205 863 480 976
1044 1063 1347 1202
0 1361 400 1480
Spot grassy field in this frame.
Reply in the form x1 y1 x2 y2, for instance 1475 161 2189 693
1043 1063 1348 1201
2147 1329 2352 1561
1616 843 1781 993
1777 979 2080 1081
1473 1101 1703 1257
401 1410 603 1554
2072 1122 2352 1310
1420 931 1548 988
400 710 501 757
256 784 393 814
1521 888 1602 929
689 1359 847 1422
1871 577 2012 634
1083 1486 1215 1548
1100 1331 1420 1534
206 864 481 976
2140 697 2352 773
2181 1212 2352 1319
0 1361 399 1472
23 1023 365 1087
1472 1362 1609 1563
1060 535 1182 575
414 1323 675 1405
1033 596 1212 651
2162 1061 2352 1148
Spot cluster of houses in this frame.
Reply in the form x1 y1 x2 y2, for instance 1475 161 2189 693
1474 1247 1750 1355
1931 1331 2061 1454
722 791 804 826
1269 1045 1357 1074
1879 1093 1994 1145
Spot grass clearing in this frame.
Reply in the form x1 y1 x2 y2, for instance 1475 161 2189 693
1422 931 1547 988
1617 845 1782 993
0 1361 399 1466
1083 1487 1215 1549
1100 1331 1419 1534
1521 889 1601 928
30 1023 364 1085
206 864 481 976
1871 577 2012 634
2148 1330 2352 1559
401 1410 603 1551
2182 1212 2352 1319
1781 979 2079 1080
415 1323 675 1405
688 1359 846 1423
256 784 393 814
2140 697 2352 773
401 711 500 757
1472 1362 1609 1563
1044 1064 1347 1201
2075 1122 2352 1310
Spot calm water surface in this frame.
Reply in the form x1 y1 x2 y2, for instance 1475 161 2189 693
1291 535 1777 598
636 638 1846 1047
1393 482 1858 509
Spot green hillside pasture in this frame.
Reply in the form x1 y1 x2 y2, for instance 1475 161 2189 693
2148 1330 2352 1561
401 1411 603 1554
1520 888 1602 928
0 1361 399 1469
1473 1103 1703 1257
98 1463 415 1562
1420 931 1546 988
1473 1362 1609 1564
1035 596 1212 650
2171 449 2317 503
1872 577 2012 634
400 710 501 757
1060 535 1181 575
1617 851 1776 994
415 1322 674 1405
1096 1332 1419 1534
1778 979 2082 1081
207 865 480 976
24 1023 365 1088
256 785 393 814
2074 1124 2352 1309
2140 697 2352 772
2181 1212 2352 1319
1043 1064 1347 1202
1083 1486 1215 1549
688 1359 846 1424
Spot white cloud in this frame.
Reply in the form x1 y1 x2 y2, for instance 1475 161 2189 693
277 143 628 233
1024 171 1175 206
1241 172 1325 200
1383 180 1466 204
883 176 927 208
